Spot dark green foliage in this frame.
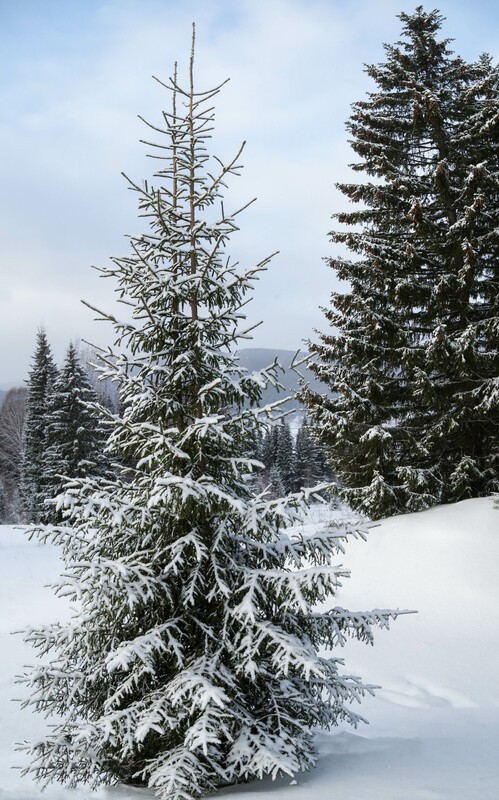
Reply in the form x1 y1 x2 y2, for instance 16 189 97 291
294 418 329 491
275 421 295 493
304 7 499 519
259 424 294 497
261 424 279 471
257 417 331 497
42 343 111 523
19 329 58 523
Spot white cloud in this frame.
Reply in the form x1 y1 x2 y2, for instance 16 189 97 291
0 0 496 385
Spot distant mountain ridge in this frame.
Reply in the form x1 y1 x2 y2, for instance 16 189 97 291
0 349 326 412
236 348 325 410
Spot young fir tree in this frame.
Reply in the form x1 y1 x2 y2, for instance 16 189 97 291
275 420 296 494
19 329 58 523
267 463 286 500
21 32 402 800
259 422 295 497
303 7 499 519
294 417 329 491
259 426 273 470
41 343 111 523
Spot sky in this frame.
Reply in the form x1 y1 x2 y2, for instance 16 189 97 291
1 0 499 388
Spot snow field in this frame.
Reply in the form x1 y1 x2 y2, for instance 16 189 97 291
0 496 498 799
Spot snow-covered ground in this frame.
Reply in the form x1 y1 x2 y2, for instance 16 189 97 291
1 496 498 799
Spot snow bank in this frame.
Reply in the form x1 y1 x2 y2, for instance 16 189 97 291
336 495 499 738
1 496 497 799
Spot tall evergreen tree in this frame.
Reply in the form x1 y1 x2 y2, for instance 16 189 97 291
261 424 279 472
267 463 286 500
21 33 401 800
259 421 296 496
19 329 58 522
275 420 295 493
41 343 111 523
294 417 328 491
303 7 499 519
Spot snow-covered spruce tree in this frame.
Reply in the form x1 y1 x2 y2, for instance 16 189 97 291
303 7 499 518
266 463 286 500
275 420 296 494
261 424 279 472
41 342 111 524
19 329 58 523
258 421 295 497
294 417 330 492
21 33 402 800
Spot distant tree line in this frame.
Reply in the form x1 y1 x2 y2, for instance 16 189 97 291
250 418 332 498
0 330 114 524
0 332 332 524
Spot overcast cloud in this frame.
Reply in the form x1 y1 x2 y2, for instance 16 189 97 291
1 0 498 387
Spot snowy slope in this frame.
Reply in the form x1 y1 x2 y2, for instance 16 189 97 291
0 496 497 799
